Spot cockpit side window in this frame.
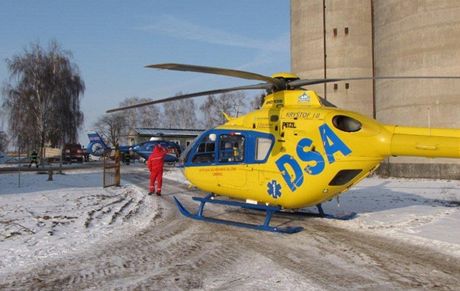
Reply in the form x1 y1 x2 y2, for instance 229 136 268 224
218 134 245 163
191 134 216 164
255 137 273 161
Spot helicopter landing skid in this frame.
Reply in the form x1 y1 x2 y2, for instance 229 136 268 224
237 203 357 221
173 194 303 234
285 204 357 220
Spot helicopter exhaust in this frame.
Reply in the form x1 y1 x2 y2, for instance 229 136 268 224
385 126 460 159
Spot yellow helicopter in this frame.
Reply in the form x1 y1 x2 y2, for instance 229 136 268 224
108 64 460 233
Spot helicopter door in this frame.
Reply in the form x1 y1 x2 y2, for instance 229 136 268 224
216 133 247 188
184 133 219 188
251 136 277 188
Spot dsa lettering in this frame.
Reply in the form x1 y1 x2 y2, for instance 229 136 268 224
275 124 352 191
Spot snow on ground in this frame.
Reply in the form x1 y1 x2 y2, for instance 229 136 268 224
164 168 460 256
0 169 157 276
0 167 459 277
163 166 190 185
320 177 460 257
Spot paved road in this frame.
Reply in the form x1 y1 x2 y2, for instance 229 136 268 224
1 168 459 290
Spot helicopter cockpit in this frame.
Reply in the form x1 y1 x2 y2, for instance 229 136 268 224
181 130 274 167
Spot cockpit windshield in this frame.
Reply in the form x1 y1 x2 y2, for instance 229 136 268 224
179 135 201 164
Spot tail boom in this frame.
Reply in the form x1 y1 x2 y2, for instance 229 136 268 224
386 126 460 159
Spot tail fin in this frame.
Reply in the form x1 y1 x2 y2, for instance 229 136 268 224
87 131 109 149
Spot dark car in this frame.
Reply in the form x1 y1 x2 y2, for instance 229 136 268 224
62 143 85 164
131 140 181 163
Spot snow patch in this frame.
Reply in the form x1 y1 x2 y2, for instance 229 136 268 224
320 177 460 257
0 170 157 276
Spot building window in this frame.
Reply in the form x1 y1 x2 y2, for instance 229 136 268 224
344 27 349 35
333 28 338 37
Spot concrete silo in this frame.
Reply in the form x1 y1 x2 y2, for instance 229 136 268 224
291 0 374 117
291 0 460 179
373 0 460 178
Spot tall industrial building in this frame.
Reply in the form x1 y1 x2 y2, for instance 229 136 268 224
291 0 460 179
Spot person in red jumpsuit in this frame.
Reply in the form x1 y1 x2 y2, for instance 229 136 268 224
147 144 168 196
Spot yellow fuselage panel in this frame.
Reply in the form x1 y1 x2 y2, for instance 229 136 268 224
185 160 380 209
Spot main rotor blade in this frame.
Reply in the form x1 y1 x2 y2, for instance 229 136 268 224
106 83 270 113
146 63 283 86
289 76 460 88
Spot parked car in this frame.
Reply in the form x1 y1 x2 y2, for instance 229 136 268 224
62 143 85 164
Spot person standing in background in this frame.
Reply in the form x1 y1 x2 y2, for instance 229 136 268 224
147 144 167 196
29 150 38 168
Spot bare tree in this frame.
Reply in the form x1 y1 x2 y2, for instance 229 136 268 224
178 99 198 128
2 41 85 158
119 96 162 142
225 91 246 117
93 113 126 148
138 105 162 128
0 105 8 152
250 93 266 110
162 101 180 128
162 93 198 128
199 92 247 129
0 107 6 132
0 131 8 152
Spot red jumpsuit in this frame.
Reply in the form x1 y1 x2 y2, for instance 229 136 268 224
147 145 168 195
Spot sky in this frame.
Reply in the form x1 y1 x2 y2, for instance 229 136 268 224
0 0 290 145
